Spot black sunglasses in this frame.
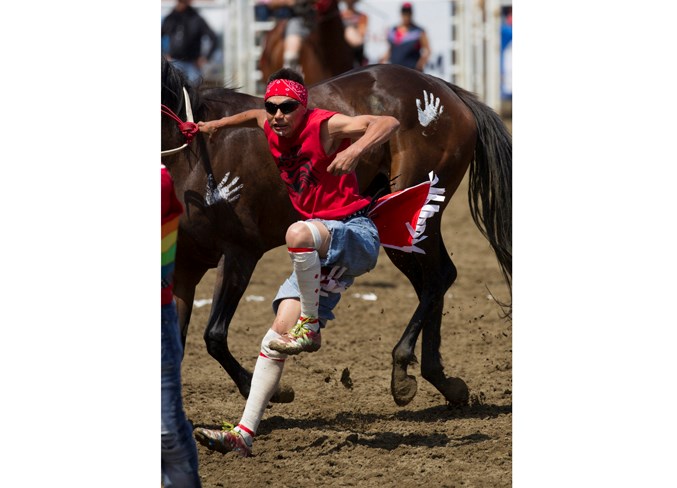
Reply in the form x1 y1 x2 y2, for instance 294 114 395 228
265 100 301 115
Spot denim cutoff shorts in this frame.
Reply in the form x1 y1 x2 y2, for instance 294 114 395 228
272 215 380 326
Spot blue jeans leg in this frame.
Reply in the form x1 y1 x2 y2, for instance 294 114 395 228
161 302 201 488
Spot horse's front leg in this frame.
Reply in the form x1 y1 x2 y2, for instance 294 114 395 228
204 251 294 403
173 241 212 352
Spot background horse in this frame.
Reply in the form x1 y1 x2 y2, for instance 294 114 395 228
259 0 354 86
161 56 511 408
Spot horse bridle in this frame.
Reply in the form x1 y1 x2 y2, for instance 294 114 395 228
161 87 198 156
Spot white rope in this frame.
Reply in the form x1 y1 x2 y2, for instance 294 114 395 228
183 87 194 123
161 87 195 156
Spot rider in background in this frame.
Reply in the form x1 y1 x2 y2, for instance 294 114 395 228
259 0 334 71
340 0 369 67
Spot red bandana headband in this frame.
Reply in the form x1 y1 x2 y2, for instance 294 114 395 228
264 79 308 107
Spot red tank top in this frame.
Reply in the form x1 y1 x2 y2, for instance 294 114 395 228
264 108 371 220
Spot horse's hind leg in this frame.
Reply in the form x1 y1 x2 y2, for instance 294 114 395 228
419 237 469 406
205 251 294 403
386 231 469 407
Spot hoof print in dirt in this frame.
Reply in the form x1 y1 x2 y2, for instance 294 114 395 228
271 384 295 403
340 367 353 389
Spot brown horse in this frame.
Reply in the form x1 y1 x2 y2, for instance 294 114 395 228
258 0 354 86
161 56 511 408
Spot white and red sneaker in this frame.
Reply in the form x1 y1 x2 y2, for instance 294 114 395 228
194 424 252 457
268 317 321 355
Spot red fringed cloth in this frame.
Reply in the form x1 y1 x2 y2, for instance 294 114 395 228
368 172 445 254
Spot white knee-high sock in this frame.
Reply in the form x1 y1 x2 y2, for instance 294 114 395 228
288 247 320 326
237 329 287 440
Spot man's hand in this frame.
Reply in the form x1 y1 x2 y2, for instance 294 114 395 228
198 121 219 138
326 147 359 176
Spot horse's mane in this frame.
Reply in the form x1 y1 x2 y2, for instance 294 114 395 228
161 56 202 116
162 56 252 120
161 55 186 92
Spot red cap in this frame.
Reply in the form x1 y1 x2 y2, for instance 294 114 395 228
401 2 412 10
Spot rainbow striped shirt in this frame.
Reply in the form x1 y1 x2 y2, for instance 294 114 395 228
162 165 183 304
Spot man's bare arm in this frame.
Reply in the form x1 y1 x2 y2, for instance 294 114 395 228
326 114 400 175
198 109 267 138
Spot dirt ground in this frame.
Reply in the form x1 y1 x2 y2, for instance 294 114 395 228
180 143 512 487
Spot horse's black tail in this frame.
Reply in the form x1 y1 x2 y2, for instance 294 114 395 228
448 83 512 316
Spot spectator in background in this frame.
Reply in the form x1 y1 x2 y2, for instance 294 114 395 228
161 0 218 86
161 164 202 487
341 0 369 67
379 2 430 72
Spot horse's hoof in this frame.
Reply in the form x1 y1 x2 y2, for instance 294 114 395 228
270 383 295 403
441 377 469 406
392 374 418 406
